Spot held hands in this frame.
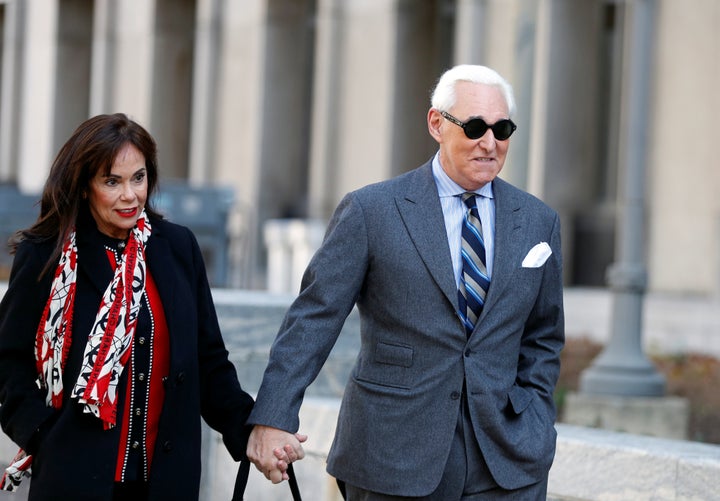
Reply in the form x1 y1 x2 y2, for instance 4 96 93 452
247 425 307 484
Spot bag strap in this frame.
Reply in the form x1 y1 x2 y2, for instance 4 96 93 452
337 478 348 500
231 460 250 501
287 463 301 500
232 460 302 501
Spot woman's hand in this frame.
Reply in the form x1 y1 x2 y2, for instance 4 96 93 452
246 425 307 483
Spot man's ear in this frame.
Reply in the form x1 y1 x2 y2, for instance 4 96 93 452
427 108 443 143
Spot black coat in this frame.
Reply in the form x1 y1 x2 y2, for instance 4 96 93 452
0 215 254 500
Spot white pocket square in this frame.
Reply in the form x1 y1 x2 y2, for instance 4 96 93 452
522 242 552 268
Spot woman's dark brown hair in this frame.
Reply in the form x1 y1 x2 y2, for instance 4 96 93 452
13 113 163 277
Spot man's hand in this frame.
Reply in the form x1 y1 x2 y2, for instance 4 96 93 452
247 425 307 483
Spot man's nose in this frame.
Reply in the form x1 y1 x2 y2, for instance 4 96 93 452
477 129 496 148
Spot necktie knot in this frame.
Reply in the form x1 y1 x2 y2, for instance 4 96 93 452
461 192 477 210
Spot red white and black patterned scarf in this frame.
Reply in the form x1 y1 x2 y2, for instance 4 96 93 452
1 211 151 491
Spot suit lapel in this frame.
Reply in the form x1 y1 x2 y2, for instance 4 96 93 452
391 170 526 332
394 163 458 310
481 178 525 314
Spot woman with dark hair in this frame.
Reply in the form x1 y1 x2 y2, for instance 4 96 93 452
0 113 255 500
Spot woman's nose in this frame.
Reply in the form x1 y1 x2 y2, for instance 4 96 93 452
119 183 135 200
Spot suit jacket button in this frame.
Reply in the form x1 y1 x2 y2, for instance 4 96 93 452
450 391 461 400
176 372 186 384
163 441 173 452
464 349 471 357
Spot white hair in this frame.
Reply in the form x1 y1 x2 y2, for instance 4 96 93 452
430 64 517 118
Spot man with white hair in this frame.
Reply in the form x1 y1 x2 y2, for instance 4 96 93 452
248 64 565 500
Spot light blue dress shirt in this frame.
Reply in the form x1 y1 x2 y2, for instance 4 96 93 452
431 152 495 288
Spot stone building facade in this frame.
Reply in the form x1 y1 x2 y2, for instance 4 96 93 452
0 0 717 296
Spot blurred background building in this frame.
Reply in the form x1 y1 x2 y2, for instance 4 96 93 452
0 3 719 496
0 0 717 297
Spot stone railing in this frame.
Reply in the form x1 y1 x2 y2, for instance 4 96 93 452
202 397 720 500
1 287 719 500
207 289 720 500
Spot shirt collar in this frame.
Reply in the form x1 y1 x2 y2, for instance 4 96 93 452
431 151 494 199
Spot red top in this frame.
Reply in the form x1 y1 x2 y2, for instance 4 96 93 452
106 249 170 482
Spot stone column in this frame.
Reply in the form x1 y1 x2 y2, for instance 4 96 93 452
453 0 488 64
0 0 23 182
331 0 400 197
188 0 223 183
307 0 344 220
90 0 156 124
201 0 268 287
579 0 665 397
16 0 59 193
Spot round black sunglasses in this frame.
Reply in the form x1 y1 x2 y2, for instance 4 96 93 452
440 110 517 141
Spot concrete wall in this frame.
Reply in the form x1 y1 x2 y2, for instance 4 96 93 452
196 399 720 500
564 287 720 359
0 283 718 366
212 289 720 500
1 287 718 500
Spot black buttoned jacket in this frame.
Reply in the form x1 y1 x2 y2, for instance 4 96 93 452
0 214 253 500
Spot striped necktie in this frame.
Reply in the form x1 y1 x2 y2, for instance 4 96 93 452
458 192 490 336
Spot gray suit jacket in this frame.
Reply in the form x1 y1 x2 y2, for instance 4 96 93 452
249 161 564 496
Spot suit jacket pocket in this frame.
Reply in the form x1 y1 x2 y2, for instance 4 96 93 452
506 384 533 415
354 341 414 390
375 341 413 367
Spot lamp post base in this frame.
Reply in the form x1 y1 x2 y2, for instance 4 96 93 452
579 361 666 397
